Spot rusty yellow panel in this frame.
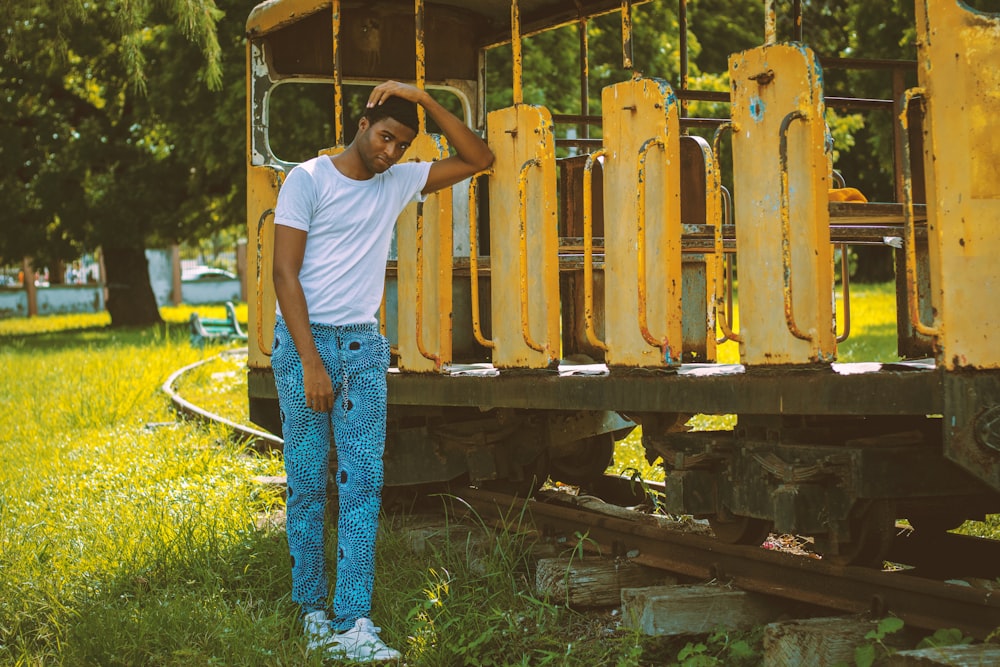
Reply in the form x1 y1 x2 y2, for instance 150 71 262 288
915 1 1000 370
397 134 453 372
601 78 683 367
246 0 329 36
729 44 834 366
486 104 560 369
247 165 285 370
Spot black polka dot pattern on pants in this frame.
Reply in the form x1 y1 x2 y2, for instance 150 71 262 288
271 317 390 631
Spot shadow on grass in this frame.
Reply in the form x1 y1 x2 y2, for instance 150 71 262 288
0 322 194 352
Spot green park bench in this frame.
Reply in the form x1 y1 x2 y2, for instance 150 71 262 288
189 301 248 347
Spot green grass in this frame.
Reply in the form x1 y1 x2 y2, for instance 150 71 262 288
0 309 295 665
1 306 702 666
1 289 995 665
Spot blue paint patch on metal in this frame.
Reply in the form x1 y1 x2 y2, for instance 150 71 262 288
651 76 677 106
750 95 766 121
792 41 824 91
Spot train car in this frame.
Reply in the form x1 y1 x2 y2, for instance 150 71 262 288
245 0 1000 564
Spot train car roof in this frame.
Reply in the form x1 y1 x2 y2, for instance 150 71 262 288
247 0 652 45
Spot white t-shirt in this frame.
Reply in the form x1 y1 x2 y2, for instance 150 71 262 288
274 155 432 325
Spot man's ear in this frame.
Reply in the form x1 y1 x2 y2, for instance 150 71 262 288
358 117 370 133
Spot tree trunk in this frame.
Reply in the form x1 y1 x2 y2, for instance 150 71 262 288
103 245 164 327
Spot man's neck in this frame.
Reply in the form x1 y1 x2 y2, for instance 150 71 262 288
330 146 374 181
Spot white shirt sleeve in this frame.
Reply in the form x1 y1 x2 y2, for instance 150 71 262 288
273 165 316 232
400 161 433 204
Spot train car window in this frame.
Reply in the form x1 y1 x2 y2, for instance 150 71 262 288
420 89 468 137
266 81 468 164
267 80 336 164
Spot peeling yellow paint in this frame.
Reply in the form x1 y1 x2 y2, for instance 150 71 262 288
486 104 560 369
915 0 1000 369
397 134 452 372
729 44 834 365
601 78 683 367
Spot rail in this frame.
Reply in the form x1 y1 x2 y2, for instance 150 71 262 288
456 486 1000 641
413 202 441 368
516 158 545 353
899 87 940 337
635 137 669 356
467 175 495 349
163 349 283 451
777 109 814 342
582 149 608 352
712 123 741 344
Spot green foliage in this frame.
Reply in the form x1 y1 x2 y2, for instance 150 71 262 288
916 627 974 650
1 0 243 326
675 628 761 666
686 0 764 73
854 616 905 667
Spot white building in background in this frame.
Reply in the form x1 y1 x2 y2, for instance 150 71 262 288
0 247 245 318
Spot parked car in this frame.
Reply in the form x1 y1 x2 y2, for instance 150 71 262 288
182 266 237 282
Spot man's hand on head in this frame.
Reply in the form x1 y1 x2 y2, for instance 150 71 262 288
367 80 428 108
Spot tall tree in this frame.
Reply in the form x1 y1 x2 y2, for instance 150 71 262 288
0 0 232 326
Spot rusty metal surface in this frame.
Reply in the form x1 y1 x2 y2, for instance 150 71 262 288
729 43 835 365
246 167 284 368
457 486 1000 639
944 371 1000 493
397 134 453 372
601 78 682 367
248 1 481 81
386 367 944 416
247 0 653 49
486 105 560 368
511 0 523 104
247 364 943 416
332 0 343 145
914 1 1000 370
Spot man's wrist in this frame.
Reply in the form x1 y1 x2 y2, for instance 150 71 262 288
415 89 434 108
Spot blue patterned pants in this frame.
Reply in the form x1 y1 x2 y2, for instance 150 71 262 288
271 317 390 631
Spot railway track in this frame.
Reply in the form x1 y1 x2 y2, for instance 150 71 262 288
166 352 1000 642
451 484 1000 641
162 348 282 451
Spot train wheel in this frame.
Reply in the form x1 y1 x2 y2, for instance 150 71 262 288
549 434 615 486
825 500 896 567
708 514 772 546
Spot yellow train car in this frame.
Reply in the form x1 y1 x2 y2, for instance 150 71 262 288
246 0 1000 564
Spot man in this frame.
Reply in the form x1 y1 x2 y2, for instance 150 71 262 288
270 80 493 662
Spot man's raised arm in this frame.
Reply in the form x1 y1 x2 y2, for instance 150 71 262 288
366 81 494 195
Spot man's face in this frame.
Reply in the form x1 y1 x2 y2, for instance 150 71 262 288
356 116 417 174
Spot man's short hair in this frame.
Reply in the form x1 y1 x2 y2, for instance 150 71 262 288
363 95 420 135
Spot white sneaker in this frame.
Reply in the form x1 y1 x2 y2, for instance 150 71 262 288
303 610 337 652
305 613 401 662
